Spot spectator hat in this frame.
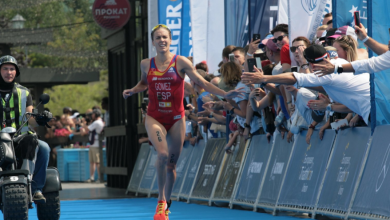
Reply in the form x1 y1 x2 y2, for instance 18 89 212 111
260 37 279 52
70 112 80 119
319 28 337 41
258 34 273 48
328 25 358 41
304 45 328 63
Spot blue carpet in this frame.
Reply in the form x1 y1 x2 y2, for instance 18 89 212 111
26 198 300 220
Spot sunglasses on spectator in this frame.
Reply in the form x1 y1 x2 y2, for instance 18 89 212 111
152 24 171 32
272 35 287 43
290 45 305 52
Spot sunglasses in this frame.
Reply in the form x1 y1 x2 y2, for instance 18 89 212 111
152 24 171 32
272 35 287 43
290 45 305 52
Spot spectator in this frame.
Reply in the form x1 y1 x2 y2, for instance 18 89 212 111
323 12 332 25
83 109 104 183
102 97 109 127
231 47 246 67
195 61 209 73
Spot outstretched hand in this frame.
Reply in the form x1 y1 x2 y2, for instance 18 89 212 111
312 58 335 77
354 23 368 41
123 89 134 99
307 94 330 111
241 66 264 85
225 87 246 99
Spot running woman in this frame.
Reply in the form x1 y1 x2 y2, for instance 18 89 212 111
123 24 244 220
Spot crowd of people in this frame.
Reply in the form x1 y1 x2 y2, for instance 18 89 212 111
139 13 373 153
122 11 390 219
44 97 109 183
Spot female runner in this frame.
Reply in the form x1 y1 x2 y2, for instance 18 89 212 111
123 24 244 220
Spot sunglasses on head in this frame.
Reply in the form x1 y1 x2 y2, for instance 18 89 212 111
290 45 305 53
152 24 171 32
272 35 287 43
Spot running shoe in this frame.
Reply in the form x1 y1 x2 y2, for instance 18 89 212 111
154 200 166 220
165 208 170 220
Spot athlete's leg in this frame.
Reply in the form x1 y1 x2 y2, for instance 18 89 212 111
165 117 186 202
145 115 169 201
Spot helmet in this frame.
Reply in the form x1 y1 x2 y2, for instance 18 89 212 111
0 55 20 77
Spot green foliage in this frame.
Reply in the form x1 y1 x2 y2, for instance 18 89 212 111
44 70 108 116
1 0 108 115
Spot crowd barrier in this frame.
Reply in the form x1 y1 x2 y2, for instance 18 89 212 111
127 126 390 220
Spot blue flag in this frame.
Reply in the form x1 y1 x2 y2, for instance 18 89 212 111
158 0 192 56
248 0 279 42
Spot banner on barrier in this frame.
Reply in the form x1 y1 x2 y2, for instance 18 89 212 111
277 130 336 209
126 143 151 193
190 138 226 200
316 127 370 214
213 136 248 201
233 135 273 205
257 133 294 207
351 125 390 217
138 148 158 193
179 139 206 198
171 142 194 195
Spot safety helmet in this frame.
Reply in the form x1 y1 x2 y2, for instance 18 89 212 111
0 55 20 77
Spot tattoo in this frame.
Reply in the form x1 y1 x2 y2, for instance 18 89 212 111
156 131 162 142
170 154 175 163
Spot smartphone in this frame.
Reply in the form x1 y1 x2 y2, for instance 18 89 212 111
388 28 390 37
354 11 360 27
331 119 348 130
247 58 257 72
253 34 261 41
229 54 235 62
291 66 298 72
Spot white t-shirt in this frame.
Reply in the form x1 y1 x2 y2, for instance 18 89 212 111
88 118 104 147
272 62 283 87
293 58 370 124
352 50 390 74
185 121 192 136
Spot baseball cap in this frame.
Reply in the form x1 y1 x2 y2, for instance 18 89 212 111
328 25 358 41
258 34 273 48
259 37 280 53
70 112 80 119
304 45 328 63
319 28 337 41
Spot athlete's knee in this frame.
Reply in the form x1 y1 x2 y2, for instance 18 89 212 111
156 151 169 164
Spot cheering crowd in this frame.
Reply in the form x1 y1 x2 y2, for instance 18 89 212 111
137 12 379 152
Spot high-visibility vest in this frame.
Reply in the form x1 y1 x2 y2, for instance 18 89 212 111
0 83 29 133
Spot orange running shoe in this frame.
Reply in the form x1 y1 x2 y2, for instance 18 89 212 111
165 208 170 220
154 200 167 220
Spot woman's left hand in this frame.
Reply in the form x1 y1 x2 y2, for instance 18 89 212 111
225 87 246 99
307 94 330 111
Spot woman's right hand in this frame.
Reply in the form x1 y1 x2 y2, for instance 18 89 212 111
123 89 134 99
355 23 368 41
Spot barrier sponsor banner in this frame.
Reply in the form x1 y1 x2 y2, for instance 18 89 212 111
158 0 192 56
257 133 294 207
171 141 194 196
137 148 158 194
126 143 151 193
351 125 390 217
233 135 273 205
179 139 206 198
190 138 226 200
277 130 336 209
316 127 370 214
212 136 248 201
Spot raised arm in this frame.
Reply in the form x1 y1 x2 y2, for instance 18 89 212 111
241 66 297 85
177 56 245 99
123 59 149 99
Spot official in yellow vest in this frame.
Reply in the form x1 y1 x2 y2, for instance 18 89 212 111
0 55 50 203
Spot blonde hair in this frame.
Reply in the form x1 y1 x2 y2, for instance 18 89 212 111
334 35 358 62
317 25 328 31
220 62 242 87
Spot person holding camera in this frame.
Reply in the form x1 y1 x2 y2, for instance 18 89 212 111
122 24 244 220
82 109 104 183
0 55 51 203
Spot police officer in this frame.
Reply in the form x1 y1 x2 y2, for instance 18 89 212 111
0 55 50 203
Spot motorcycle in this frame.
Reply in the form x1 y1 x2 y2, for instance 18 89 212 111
0 94 62 220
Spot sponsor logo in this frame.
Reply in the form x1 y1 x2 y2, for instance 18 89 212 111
167 67 176 74
159 77 173 81
158 109 172 113
159 102 172 108
152 77 158 81
105 0 117 5
174 115 182 120
301 0 318 15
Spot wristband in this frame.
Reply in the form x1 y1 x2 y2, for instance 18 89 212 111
247 52 253 57
309 124 315 129
362 36 370 43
